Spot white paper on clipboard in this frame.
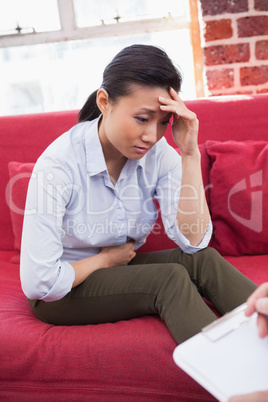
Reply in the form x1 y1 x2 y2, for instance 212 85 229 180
173 303 268 402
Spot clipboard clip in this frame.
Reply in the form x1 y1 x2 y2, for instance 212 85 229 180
202 303 257 342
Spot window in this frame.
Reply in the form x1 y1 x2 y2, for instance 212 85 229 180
0 0 202 116
73 0 186 27
0 0 60 35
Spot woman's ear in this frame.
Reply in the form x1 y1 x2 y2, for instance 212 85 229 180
96 89 109 115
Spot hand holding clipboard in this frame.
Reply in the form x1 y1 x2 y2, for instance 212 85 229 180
229 283 268 402
173 283 268 402
245 282 268 339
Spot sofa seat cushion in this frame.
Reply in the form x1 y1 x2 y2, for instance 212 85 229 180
225 254 268 284
0 257 215 401
207 140 268 256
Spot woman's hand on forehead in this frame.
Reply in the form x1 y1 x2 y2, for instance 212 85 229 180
158 88 199 157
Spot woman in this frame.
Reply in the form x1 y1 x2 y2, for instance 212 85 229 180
20 44 256 344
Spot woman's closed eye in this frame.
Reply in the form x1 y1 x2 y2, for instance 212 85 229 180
135 116 148 123
135 115 171 126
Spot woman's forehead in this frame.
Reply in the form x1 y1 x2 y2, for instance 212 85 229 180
121 85 171 106
129 84 170 97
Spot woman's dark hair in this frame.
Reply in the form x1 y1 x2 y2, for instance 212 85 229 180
78 44 182 122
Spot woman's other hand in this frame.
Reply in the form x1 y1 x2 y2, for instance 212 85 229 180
101 241 136 267
71 241 136 288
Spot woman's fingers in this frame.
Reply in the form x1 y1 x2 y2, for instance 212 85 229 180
159 88 195 121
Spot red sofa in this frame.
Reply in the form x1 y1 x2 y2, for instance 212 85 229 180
1 94 268 401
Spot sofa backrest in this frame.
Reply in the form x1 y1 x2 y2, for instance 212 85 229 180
1 94 268 251
1 111 78 251
165 93 268 146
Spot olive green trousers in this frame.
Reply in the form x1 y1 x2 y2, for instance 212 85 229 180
28 247 257 344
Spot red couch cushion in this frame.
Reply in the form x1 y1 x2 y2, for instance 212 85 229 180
207 140 268 256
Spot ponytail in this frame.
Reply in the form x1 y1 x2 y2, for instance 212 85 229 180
78 90 101 123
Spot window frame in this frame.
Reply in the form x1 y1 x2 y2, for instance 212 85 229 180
0 0 204 97
0 0 188 46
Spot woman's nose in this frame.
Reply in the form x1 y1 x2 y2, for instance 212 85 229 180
141 125 158 144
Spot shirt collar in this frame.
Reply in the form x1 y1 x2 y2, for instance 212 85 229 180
84 117 143 177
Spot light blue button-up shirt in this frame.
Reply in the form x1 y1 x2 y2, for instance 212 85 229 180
20 118 212 302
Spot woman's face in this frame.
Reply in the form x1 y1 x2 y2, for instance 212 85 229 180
98 85 173 160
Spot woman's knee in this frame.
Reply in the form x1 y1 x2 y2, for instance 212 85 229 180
197 246 221 259
184 247 230 283
200 247 239 272
158 263 192 289
194 247 226 269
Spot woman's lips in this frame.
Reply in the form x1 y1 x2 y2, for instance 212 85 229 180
134 146 150 154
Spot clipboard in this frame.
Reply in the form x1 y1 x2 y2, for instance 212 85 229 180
173 304 268 401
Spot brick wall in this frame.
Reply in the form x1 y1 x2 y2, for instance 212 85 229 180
198 0 268 95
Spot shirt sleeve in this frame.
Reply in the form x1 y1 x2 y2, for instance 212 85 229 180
20 156 75 302
155 146 213 254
